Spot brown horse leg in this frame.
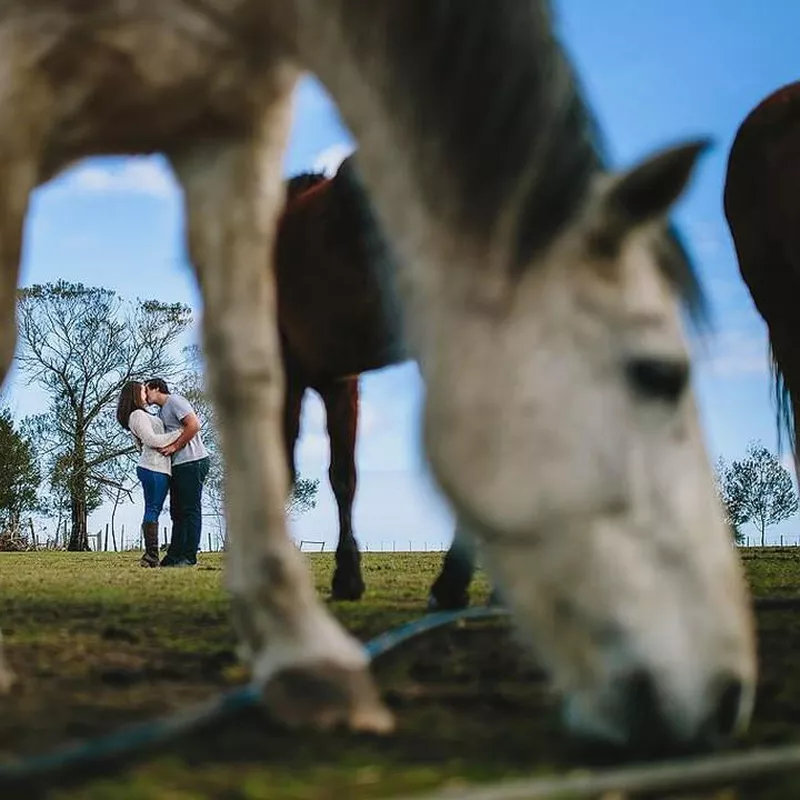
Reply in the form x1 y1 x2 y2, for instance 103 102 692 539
320 378 365 601
167 73 391 732
283 372 305 487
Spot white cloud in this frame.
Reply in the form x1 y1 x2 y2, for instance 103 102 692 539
311 143 354 176
696 329 769 378
56 157 179 200
301 393 326 432
296 432 330 469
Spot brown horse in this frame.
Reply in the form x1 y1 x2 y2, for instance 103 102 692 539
277 156 406 601
0 0 755 753
724 81 800 473
278 156 496 608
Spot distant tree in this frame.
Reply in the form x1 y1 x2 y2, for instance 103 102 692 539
716 443 798 547
15 282 191 550
714 457 746 545
0 408 41 531
287 477 320 519
728 521 744 546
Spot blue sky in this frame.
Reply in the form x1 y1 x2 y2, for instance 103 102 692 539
5 1 800 549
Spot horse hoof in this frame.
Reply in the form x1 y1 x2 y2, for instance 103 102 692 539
263 661 395 733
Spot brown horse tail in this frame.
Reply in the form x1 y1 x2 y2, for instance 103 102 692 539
768 341 795 462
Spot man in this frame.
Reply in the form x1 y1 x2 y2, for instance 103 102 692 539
144 378 210 567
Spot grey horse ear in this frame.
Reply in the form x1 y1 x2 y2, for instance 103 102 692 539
603 139 712 227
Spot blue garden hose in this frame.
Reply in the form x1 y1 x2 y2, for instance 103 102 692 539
0 606 509 783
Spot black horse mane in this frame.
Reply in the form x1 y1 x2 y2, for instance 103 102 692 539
333 0 704 320
285 171 328 202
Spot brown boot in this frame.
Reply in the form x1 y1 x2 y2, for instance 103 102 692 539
140 522 160 568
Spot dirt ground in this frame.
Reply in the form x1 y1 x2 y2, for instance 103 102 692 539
1 549 800 799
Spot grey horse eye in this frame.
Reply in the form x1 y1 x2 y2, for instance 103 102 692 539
625 356 689 402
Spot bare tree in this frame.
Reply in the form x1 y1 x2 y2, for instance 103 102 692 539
16 282 191 550
717 442 798 547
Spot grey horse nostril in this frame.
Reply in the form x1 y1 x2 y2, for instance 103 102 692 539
625 357 689 402
619 669 671 744
623 669 659 716
710 677 744 741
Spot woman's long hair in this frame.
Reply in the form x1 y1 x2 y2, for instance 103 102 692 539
116 381 145 430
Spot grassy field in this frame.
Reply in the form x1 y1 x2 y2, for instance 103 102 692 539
1 549 800 799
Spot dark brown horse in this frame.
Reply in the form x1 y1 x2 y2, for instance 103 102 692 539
724 82 800 471
277 156 405 601
277 156 490 607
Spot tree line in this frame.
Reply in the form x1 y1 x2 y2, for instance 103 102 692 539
3 282 796 552
0 281 318 551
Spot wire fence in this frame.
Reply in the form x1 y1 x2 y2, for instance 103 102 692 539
5 521 449 555
295 539 447 553
738 533 800 548
15 516 800 555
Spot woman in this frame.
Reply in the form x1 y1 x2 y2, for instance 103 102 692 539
116 380 181 567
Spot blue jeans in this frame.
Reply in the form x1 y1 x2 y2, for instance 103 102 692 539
165 457 210 565
137 467 170 524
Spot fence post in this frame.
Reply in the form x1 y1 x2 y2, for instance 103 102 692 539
781 535 784 547
29 519 38 550
121 524 125 551
163 527 168 548
104 523 109 552
96 530 102 551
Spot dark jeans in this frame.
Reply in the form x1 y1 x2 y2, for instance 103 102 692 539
165 457 210 564
136 467 170 524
